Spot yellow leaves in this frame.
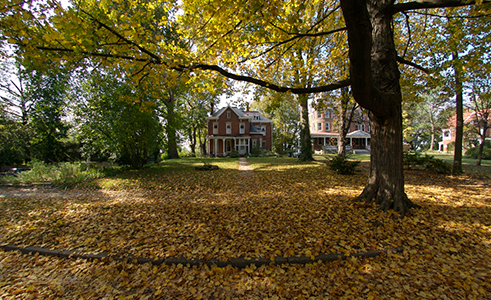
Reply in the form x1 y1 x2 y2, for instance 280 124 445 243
1 157 491 298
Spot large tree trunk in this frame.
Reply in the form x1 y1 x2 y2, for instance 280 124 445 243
452 51 463 175
341 0 417 215
337 87 349 156
166 89 180 159
298 95 314 161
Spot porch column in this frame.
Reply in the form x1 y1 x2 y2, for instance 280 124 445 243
365 137 368 149
223 138 226 155
214 139 218 157
350 138 352 148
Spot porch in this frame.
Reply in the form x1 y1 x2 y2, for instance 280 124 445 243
207 137 251 157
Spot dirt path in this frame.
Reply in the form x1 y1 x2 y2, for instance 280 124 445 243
237 157 259 188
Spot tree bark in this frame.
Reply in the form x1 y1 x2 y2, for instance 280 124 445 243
477 137 483 166
298 95 314 161
166 89 180 159
452 51 463 175
342 0 417 215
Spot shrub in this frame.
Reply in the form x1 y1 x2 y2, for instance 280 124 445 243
465 141 491 160
403 151 451 174
326 155 360 175
0 160 103 186
179 149 196 158
227 149 239 158
250 146 261 157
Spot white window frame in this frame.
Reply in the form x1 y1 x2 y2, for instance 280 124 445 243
325 122 330 131
355 124 359 131
227 111 231 118
226 122 231 134
239 122 245 134
317 112 322 119
213 122 218 134
317 123 322 131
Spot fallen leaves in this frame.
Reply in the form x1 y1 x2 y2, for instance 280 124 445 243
0 157 490 299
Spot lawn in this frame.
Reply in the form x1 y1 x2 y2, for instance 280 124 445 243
1 157 490 299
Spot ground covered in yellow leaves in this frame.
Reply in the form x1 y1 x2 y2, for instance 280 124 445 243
1 157 490 299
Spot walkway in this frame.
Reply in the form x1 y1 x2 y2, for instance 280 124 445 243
237 157 258 187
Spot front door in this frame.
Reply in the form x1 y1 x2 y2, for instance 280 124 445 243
226 140 231 152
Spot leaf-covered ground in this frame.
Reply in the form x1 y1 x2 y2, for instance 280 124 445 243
1 157 490 299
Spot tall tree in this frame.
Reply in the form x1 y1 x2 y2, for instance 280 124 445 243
26 65 70 163
251 89 300 154
403 89 449 151
75 69 163 169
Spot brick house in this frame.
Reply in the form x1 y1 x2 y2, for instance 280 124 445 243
206 106 273 156
439 108 491 152
309 106 371 153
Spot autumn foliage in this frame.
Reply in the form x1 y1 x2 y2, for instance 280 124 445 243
0 157 490 299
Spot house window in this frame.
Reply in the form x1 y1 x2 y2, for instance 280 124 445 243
355 124 359 131
254 115 260 120
227 111 231 118
226 123 231 134
252 139 257 148
213 123 218 134
261 126 266 133
317 112 322 119
317 123 322 131
325 110 331 119
361 124 365 131
240 123 245 134
262 141 267 148
325 122 330 131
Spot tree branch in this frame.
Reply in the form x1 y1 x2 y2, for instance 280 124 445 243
79 8 163 63
185 63 351 94
396 56 430 74
34 46 156 63
393 0 491 15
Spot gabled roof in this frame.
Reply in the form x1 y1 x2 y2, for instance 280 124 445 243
207 106 248 119
347 130 371 138
243 111 273 123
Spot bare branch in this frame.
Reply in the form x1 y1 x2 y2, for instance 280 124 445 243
393 0 491 15
396 56 430 74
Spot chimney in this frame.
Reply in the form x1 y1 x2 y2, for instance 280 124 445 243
246 102 250 112
210 102 215 115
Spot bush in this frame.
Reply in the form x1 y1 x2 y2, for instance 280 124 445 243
0 160 103 186
403 151 451 174
227 149 239 158
250 146 275 157
250 146 261 157
326 155 360 175
465 141 491 160
179 149 196 158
